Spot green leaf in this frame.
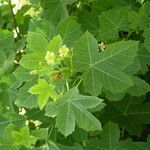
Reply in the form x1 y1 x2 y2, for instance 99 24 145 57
138 46 150 70
0 29 15 50
78 10 100 37
13 66 32 82
73 32 137 95
29 79 58 110
15 80 38 109
11 126 37 148
99 7 130 42
62 0 77 5
0 113 26 134
27 32 49 54
31 128 48 140
29 19 55 40
58 143 83 150
47 141 61 150
127 2 150 30
41 0 68 25
93 0 135 13
0 113 10 134
126 76 150 96
49 34 63 53
57 17 81 47
104 97 150 135
0 125 20 150
123 58 141 75
20 53 44 70
138 1 150 30
105 91 125 101
46 87 103 137
144 28 150 52
86 122 137 150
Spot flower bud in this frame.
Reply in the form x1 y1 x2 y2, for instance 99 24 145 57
30 70 38 75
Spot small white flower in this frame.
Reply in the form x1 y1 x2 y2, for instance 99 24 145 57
59 45 70 58
99 42 106 51
45 51 55 65
14 60 19 64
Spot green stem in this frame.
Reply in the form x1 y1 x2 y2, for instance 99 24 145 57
66 80 69 91
121 127 125 138
70 57 73 71
8 0 20 38
126 30 135 40
76 78 82 87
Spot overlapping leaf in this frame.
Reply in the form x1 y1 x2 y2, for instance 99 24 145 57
11 126 37 148
41 0 68 25
0 29 15 50
0 113 26 134
99 7 130 42
0 125 20 150
20 32 49 70
15 80 38 109
78 10 100 37
104 97 150 135
126 76 150 96
46 87 103 137
57 17 81 47
144 27 150 52
86 122 150 150
29 79 58 110
29 19 55 40
86 122 134 150
73 32 138 95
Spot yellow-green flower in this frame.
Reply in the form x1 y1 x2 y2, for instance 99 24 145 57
59 45 70 58
45 51 55 65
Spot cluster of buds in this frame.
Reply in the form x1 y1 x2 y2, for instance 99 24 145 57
45 45 70 65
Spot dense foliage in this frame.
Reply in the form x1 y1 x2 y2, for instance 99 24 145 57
0 0 150 149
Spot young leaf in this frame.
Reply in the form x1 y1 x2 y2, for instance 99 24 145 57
11 126 37 148
29 79 58 110
0 125 20 150
46 87 103 137
73 32 138 95
49 34 63 53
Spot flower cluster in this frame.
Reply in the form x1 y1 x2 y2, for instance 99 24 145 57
45 45 70 65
